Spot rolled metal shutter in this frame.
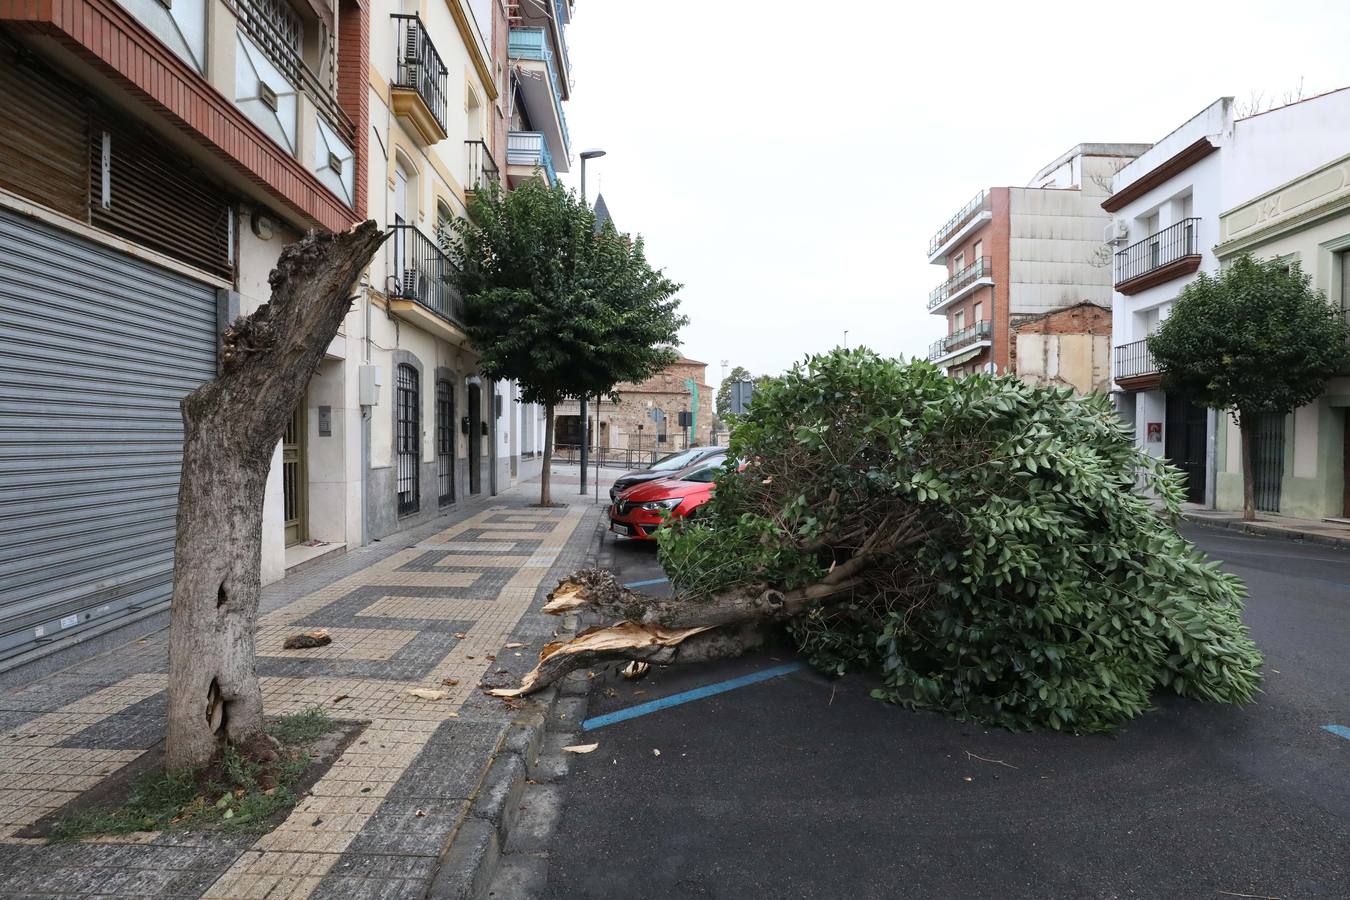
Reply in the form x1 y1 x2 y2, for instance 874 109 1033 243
0 206 218 661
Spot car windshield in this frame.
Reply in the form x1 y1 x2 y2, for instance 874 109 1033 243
650 448 705 471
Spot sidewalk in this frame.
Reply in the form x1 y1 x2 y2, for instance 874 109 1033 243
0 478 607 899
1182 504 1350 551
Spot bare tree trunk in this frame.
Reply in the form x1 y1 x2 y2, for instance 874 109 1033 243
539 401 555 506
165 223 386 771
1239 414 1256 522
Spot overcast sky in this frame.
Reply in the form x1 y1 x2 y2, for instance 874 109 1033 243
555 0 1350 388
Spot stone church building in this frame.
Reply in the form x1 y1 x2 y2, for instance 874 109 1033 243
555 357 716 453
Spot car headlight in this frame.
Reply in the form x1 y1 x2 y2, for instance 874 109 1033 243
639 497 683 512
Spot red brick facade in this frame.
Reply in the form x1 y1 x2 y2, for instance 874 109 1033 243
0 0 364 231
939 187 1010 376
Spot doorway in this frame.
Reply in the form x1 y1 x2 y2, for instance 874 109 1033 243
1164 395 1207 505
468 381 482 495
396 364 420 515
282 403 307 546
436 378 455 506
1251 412 1285 514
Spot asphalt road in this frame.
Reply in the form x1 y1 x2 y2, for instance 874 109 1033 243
542 525 1350 900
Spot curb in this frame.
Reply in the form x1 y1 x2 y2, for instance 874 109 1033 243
427 512 606 899
1183 513 1350 552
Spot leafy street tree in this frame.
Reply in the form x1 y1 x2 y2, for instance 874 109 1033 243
450 181 687 505
495 350 1263 734
166 224 386 770
715 366 753 419
1148 254 1350 521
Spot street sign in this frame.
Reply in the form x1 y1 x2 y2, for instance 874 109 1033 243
730 380 755 414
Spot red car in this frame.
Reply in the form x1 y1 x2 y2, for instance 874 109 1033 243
608 458 723 540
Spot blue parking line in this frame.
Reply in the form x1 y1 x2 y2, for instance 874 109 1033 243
623 577 670 588
581 662 807 731
1322 725 1350 741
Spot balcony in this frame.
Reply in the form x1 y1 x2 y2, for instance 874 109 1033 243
928 320 993 365
1114 218 1202 294
508 27 571 170
928 256 993 314
387 225 467 340
506 131 557 186
1113 339 1160 389
928 189 992 264
391 15 448 145
236 0 355 146
465 140 500 195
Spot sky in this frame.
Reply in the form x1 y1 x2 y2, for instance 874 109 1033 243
554 0 1350 390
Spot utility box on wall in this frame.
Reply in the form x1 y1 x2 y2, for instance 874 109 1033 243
359 365 381 406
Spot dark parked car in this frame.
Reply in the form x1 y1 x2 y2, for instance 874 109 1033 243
608 446 728 501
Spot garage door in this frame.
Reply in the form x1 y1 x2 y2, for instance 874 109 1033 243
0 207 219 661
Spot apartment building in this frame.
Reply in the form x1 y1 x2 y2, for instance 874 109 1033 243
0 0 367 663
0 0 580 670
1105 89 1350 508
925 144 1149 385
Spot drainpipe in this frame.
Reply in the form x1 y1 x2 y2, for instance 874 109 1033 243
488 378 499 496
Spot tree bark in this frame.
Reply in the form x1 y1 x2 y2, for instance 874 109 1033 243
1239 414 1256 522
492 513 927 697
165 223 386 771
539 401 555 506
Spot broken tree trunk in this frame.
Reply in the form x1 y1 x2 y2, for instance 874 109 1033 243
164 223 386 771
492 509 924 697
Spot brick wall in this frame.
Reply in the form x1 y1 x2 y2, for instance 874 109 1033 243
556 360 717 450
1011 302 1112 395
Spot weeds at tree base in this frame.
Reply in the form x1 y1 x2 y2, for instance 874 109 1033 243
48 707 336 842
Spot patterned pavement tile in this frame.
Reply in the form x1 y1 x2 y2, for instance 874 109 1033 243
0 488 602 898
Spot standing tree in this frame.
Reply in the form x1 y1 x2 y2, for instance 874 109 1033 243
450 182 686 505
715 366 753 419
1148 254 1349 521
166 223 387 770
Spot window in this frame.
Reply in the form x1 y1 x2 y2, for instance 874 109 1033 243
435 201 453 250
951 252 965 276
396 364 420 515
972 301 983 322
972 241 982 265
953 309 965 331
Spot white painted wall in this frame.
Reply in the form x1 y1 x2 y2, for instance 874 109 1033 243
1223 88 1350 209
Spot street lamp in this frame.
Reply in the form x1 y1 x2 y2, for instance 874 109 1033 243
579 148 606 205
578 148 606 494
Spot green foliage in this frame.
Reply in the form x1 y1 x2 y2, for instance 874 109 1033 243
658 349 1263 733
1148 254 1350 420
50 709 333 840
449 181 688 408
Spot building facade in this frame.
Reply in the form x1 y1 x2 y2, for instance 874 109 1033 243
555 358 716 455
0 0 580 669
925 144 1150 380
1106 90 1350 508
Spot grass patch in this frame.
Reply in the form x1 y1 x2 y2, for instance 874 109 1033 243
48 707 336 842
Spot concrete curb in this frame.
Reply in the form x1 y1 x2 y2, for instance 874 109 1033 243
1183 513 1350 552
427 512 606 899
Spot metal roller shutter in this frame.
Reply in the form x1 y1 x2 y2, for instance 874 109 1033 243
0 207 218 661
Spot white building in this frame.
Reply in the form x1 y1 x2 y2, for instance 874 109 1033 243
1105 88 1350 507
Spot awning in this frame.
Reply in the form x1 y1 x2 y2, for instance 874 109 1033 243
939 348 982 368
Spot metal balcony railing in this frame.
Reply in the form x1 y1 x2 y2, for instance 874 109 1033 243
392 14 448 136
1114 218 1200 286
1113 339 1158 381
236 0 355 144
465 140 500 193
928 319 993 361
928 256 993 310
507 27 571 153
929 189 992 256
506 131 557 185
388 224 465 325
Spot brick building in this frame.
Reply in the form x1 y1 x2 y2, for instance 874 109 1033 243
925 143 1150 379
1011 302 1113 396
555 357 716 452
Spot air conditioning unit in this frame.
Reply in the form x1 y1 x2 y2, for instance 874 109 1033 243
1103 219 1129 244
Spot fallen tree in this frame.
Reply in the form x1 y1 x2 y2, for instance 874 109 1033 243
496 350 1264 732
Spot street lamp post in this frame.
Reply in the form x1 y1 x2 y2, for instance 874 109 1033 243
578 149 606 496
